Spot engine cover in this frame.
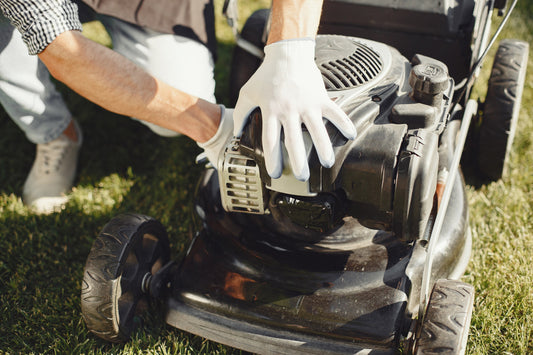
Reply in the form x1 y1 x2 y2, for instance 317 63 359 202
218 35 453 242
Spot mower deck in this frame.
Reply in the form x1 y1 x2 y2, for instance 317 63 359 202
164 170 470 354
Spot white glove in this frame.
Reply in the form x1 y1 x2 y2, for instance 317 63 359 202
197 105 233 169
234 38 356 181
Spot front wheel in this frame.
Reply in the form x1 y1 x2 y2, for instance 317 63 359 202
81 213 170 342
414 279 475 355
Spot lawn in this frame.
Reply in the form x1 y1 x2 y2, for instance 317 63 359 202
0 1 531 354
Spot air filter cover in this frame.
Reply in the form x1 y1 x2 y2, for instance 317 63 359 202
316 35 386 90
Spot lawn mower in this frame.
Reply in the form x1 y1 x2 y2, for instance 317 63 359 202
80 0 528 353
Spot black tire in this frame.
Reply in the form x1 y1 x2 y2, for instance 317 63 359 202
229 9 270 106
81 213 170 342
415 279 475 355
477 39 529 181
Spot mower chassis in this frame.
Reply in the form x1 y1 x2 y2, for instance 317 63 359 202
164 166 470 354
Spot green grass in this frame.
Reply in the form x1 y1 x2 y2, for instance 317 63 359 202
0 1 531 354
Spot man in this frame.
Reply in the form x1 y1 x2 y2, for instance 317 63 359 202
0 0 356 212
1 0 217 213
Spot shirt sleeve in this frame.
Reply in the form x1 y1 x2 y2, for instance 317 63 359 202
0 0 83 55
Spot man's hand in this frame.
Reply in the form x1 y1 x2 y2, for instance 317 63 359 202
233 38 356 181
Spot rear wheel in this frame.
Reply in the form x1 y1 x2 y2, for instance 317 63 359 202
414 279 475 355
477 39 529 181
81 213 170 342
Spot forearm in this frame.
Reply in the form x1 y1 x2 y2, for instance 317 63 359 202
267 0 323 44
38 31 219 143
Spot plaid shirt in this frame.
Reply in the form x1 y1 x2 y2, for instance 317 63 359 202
0 0 82 55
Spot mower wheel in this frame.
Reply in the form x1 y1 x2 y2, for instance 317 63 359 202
414 279 475 355
81 213 170 342
477 39 529 181
229 8 269 106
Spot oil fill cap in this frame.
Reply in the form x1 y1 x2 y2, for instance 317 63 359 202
409 62 449 107
409 63 449 95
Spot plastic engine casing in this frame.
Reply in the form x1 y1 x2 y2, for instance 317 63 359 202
219 35 454 242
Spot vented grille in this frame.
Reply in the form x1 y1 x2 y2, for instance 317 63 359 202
220 142 265 214
319 43 383 90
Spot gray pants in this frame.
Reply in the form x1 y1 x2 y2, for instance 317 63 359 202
0 15 216 143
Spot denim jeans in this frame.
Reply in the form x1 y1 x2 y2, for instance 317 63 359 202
0 16 72 144
0 14 216 143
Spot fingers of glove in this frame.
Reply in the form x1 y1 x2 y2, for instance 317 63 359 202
322 100 357 140
303 110 335 168
283 114 310 181
262 116 283 179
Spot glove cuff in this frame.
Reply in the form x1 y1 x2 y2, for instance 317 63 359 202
264 37 316 57
197 105 233 166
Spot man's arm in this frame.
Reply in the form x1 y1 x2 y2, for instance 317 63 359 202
0 0 221 143
39 31 220 143
267 0 323 44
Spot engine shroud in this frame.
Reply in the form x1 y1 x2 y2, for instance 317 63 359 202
220 35 453 242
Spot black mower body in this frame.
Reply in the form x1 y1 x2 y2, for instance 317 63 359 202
81 1 524 353
166 35 471 353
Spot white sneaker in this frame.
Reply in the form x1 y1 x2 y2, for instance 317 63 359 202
23 121 82 214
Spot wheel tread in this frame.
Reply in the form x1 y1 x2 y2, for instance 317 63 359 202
80 213 169 343
415 279 475 355
477 39 529 181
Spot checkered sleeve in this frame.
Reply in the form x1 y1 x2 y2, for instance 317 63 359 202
0 0 83 55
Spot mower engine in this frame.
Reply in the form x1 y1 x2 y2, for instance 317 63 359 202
217 35 454 243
